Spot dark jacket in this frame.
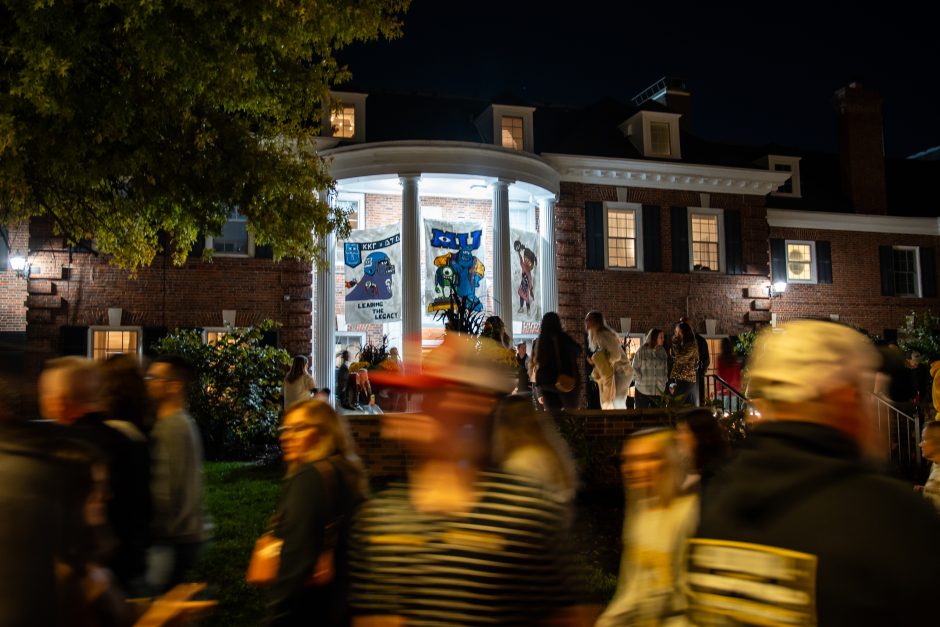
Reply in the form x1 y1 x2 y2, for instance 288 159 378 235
70 413 151 586
533 332 581 389
690 421 940 627
694 333 710 376
268 456 363 627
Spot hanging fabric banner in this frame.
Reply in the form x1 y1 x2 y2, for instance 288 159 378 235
424 218 487 313
343 222 402 324
510 227 541 322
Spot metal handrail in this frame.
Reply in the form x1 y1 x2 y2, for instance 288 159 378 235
709 373 747 401
873 394 922 467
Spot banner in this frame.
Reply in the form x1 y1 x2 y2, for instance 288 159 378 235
424 218 487 313
343 223 402 324
510 227 541 323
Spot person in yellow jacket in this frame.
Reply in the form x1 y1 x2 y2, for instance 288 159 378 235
932 360 940 415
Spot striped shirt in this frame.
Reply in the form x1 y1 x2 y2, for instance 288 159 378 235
348 471 585 625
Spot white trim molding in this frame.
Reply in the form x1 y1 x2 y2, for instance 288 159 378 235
322 141 560 198
767 208 940 236
602 201 644 271
619 111 682 159
542 153 790 196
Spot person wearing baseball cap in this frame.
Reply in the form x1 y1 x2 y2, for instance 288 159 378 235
347 333 594 625
686 320 940 627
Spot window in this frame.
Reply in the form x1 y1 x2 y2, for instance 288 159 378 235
208 209 253 256
649 121 672 156
336 332 366 359
501 116 524 151
768 155 801 197
605 206 640 269
334 192 365 266
88 327 140 360
893 247 920 297
785 240 816 283
202 328 230 345
690 211 722 272
331 105 356 138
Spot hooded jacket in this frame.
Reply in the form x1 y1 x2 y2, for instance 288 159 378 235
688 421 940 627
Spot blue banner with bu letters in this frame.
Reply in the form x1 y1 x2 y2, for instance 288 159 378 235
343 223 402 324
424 218 487 313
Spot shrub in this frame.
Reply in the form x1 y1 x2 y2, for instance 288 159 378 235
152 321 291 460
899 311 940 363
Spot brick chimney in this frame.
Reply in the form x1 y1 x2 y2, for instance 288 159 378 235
833 82 887 214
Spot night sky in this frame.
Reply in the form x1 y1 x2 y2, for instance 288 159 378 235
339 0 939 160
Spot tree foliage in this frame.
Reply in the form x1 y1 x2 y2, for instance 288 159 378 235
0 0 409 269
899 310 940 363
152 321 291 460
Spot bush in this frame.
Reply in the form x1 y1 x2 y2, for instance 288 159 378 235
899 311 940 363
152 321 291 460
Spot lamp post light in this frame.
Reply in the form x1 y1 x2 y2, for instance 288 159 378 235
9 254 31 279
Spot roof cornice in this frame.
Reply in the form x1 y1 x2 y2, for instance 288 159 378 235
541 153 790 196
767 208 940 236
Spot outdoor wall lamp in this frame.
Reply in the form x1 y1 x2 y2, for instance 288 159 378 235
768 281 787 298
9 254 31 279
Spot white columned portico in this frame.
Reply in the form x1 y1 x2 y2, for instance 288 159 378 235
492 178 513 331
399 174 422 365
313 193 336 401
539 196 558 315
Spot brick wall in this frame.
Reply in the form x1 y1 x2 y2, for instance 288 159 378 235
768 225 940 334
555 182 771 340
24 218 313 363
1 221 28 332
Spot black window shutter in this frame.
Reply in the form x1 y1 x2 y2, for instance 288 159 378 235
879 245 895 296
0 226 8 271
816 241 833 284
190 232 206 258
585 201 605 270
254 244 274 260
642 205 661 272
920 247 937 298
142 326 169 357
770 239 787 283
670 206 689 273
724 209 743 275
60 326 89 356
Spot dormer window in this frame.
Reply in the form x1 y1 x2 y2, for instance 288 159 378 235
501 116 525 150
768 155 801 197
620 111 682 159
478 105 535 152
325 91 367 142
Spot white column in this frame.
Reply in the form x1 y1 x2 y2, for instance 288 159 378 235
492 178 513 330
313 192 336 401
399 174 422 365
539 196 558 315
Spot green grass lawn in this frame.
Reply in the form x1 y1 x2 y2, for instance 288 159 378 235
195 462 621 626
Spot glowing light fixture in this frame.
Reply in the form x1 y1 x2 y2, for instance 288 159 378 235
768 281 787 297
9 254 30 279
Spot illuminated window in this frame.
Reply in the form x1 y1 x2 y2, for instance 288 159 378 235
893 247 920 297
331 105 356 138
211 209 250 256
202 328 231 345
501 116 524 151
334 192 365 266
336 333 366 360
89 328 140 360
606 208 638 269
691 213 720 272
649 121 672 156
785 241 816 283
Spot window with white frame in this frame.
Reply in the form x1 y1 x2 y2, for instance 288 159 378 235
88 327 141 360
331 104 356 138
604 203 643 270
768 155 801 197
649 121 672 156
510 202 536 232
501 116 524 151
208 209 253 256
893 246 920 297
785 240 816 283
202 328 230 345
335 332 366 359
689 209 724 272
334 192 365 266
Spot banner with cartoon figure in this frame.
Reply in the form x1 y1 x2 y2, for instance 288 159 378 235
343 223 402 324
424 218 487 313
511 227 541 322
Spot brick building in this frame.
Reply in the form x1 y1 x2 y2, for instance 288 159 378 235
2 78 938 391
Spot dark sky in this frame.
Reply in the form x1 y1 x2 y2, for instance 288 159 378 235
339 0 938 159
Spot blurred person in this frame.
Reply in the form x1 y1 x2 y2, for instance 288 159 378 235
687 321 940 627
145 356 211 594
632 328 669 409
679 318 710 407
669 323 699 407
350 334 593 625
596 429 698 627
715 338 742 412
99 354 154 593
482 315 513 349
336 351 353 410
492 395 578 505
39 357 151 593
675 409 731 496
532 311 582 417
264 400 367 627
585 311 632 410
283 356 317 410
514 342 532 394
918 421 940 513
314 388 332 403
